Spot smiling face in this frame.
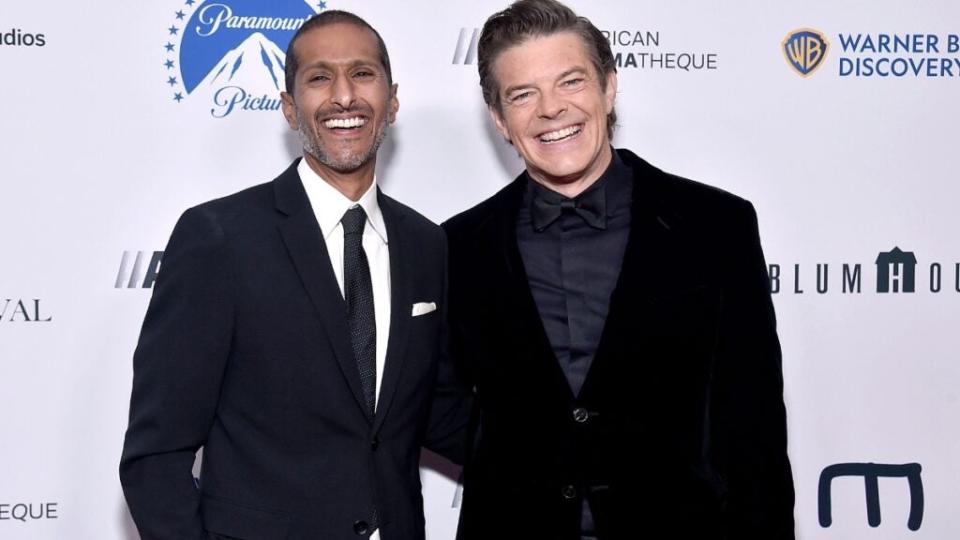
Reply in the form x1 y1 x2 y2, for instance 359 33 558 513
281 22 398 177
490 31 616 193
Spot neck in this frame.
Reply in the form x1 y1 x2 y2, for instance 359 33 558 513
527 145 613 198
303 152 376 202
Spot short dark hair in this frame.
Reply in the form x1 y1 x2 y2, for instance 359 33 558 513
477 0 617 139
284 10 393 94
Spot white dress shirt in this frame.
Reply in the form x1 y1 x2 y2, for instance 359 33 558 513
298 159 391 540
298 159 391 407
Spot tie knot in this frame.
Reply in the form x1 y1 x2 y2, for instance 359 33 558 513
342 206 367 236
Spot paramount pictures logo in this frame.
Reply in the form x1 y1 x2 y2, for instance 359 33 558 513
162 0 321 118
769 246 959 295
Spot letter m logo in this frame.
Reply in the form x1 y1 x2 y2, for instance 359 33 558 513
819 462 923 531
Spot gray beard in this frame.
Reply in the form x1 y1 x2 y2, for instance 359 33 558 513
297 109 388 173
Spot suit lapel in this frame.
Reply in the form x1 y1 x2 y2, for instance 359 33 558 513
274 162 373 422
490 177 578 405
372 192 411 433
577 150 676 401
487 151 678 405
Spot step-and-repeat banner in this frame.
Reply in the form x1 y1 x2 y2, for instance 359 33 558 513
2 1 957 538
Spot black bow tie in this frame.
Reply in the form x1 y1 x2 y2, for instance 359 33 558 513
531 182 607 232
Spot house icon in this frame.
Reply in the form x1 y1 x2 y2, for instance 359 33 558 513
875 247 917 293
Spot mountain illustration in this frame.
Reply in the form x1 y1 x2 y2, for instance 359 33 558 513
195 32 287 92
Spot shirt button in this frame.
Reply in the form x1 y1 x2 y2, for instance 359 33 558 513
561 485 577 500
353 520 369 535
572 407 590 423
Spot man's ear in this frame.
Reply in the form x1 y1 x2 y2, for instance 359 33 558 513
604 71 618 115
488 105 512 145
280 91 298 130
388 83 399 124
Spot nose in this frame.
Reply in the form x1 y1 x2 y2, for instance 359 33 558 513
537 88 566 119
330 73 356 110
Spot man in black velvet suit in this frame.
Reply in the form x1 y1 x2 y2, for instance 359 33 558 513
443 1 795 539
120 11 467 540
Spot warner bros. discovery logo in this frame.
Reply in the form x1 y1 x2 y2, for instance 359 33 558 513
162 0 325 119
783 28 829 77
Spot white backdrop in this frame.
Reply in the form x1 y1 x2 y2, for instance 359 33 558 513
1 1 958 538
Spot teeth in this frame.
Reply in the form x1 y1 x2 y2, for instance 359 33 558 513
323 117 366 129
539 125 581 143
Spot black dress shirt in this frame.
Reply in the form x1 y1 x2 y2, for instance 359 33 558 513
516 151 632 538
517 150 633 397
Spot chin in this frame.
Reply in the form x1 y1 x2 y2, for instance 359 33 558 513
538 160 589 179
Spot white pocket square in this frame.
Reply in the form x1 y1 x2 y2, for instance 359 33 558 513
411 301 437 317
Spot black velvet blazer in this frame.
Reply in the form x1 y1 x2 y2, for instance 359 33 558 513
444 149 795 540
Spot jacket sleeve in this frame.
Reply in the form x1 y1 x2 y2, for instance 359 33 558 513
711 200 796 538
422 229 473 465
119 206 235 540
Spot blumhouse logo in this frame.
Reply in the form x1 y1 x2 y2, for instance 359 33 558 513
876 247 917 293
769 246 958 295
116 251 164 289
452 28 480 65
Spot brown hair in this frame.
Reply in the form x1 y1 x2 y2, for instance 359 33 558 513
284 10 393 94
477 0 617 138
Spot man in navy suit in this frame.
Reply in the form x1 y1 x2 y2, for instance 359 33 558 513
120 11 467 540
444 1 795 538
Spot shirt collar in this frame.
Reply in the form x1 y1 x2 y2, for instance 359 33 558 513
297 158 389 244
524 147 631 231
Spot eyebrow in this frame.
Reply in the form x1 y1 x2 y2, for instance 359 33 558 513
300 59 380 72
502 67 590 97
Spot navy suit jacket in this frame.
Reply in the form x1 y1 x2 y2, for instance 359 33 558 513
120 160 469 540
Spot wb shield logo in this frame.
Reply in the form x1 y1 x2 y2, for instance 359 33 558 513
783 29 829 77
162 1 322 118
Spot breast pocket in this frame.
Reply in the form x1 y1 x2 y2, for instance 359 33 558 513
400 301 443 375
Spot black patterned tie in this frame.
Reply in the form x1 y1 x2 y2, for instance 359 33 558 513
342 206 377 416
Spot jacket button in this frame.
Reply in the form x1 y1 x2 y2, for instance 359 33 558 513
353 520 369 535
371 436 380 451
561 485 577 500
572 407 589 423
